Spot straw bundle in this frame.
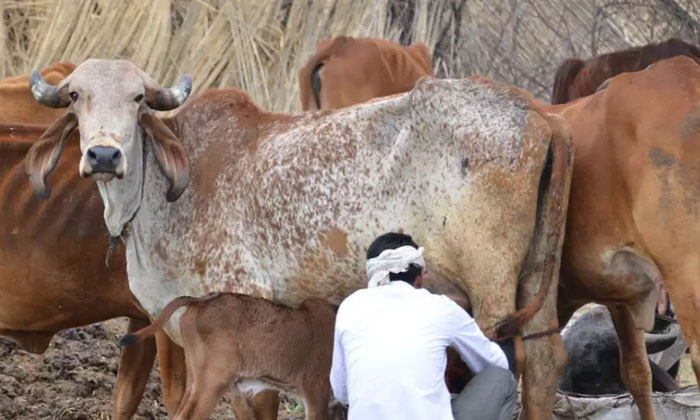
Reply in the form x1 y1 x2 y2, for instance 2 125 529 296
0 0 698 109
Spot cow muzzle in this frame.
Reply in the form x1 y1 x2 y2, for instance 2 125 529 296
82 145 125 180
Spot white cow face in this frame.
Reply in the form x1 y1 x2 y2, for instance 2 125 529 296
26 59 191 235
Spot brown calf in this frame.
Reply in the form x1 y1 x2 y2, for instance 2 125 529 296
121 293 337 420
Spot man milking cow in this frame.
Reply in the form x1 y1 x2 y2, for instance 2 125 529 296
331 232 518 420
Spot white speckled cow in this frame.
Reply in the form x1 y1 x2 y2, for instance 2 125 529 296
26 59 572 419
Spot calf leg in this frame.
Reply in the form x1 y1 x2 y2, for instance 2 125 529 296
186 377 233 420
302 386 331 420
111 318 157 420
174 356 233 420
230 388 256 420
247 390 280 420
608 305 657 420
155 331 187 416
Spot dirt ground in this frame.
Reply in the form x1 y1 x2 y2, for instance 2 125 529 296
0 318 695 420
0 318 304 420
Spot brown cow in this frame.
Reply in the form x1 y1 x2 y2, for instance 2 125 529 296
0 124 167 419
298 36 433 110
121 293 338 420
544 57 700 419
0 62 75 123
551 38 700 104
0 64 179 419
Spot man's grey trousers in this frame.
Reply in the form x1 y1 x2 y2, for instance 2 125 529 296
451 366 517 420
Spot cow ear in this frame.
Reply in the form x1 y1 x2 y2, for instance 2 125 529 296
139 112 190 202
25 113 78 199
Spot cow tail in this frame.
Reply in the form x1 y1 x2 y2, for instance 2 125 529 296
299 50 332 110
495 114 573 340
311 63 323 109
119 296 197 346
551 59 584 104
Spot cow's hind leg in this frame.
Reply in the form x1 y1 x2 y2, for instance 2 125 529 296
519 115 571 420
608 305 657 420
174 367 233 420
111 318 157 420
244 390 280 420
519 273 566 420
661 264 700 391
302 389 331 420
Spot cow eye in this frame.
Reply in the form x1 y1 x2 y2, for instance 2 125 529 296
134 94 144 102
69 91 79 102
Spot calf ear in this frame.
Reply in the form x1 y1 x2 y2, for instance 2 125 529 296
25 113 78 199
139 113 190 202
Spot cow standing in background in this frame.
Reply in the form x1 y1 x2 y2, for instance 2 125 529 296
551 38 700 104
543 57 700 420
0 63 75 123
26 59 572 419
0 66 186 419
298 36 433 110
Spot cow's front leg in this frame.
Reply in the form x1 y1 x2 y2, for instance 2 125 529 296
155 331 187 416
608 305 657 420
111 317 157 420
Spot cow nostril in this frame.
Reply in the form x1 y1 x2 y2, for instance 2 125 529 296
88 149 97 161
111 149 121 162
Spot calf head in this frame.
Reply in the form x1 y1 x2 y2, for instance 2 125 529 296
26 59 191 235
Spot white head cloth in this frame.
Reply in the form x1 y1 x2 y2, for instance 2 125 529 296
365 246 425 288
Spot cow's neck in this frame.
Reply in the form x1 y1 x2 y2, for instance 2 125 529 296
96 126 146 237
0 136 33 180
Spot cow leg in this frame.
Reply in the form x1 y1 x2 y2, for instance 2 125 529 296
661 266 700 389
608 305 657 420
230 388 256 420
302 389 331 420
111 318 157 420
518 270 565 420
243 390 280 420
155 331 187 416
182 374 232 420
174 349 233 420
230 389 278 420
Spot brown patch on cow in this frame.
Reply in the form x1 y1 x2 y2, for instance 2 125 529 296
681 106 700 139
193 140 229 205
109 133 121 143
193 259 207 278
86 97 93 115
319 226 349 258
649 148 679 167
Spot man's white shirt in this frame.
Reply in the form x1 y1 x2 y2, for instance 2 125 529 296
330 281 508 420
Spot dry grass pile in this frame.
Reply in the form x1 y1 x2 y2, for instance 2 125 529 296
1 0 699 109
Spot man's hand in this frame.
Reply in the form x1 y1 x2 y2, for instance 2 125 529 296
497 338 516 375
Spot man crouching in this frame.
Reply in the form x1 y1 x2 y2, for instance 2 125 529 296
120 293 337 420
330 232 517 420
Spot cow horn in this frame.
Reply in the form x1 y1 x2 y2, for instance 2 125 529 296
147 74 192 111
29 71 68 108
644 324 681 354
